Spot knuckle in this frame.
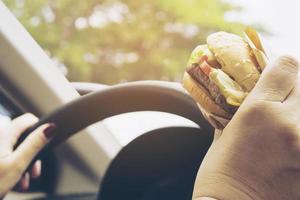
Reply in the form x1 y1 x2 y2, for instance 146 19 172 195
279 123 298 141
240 101 269 116
237 101 279 126
263 87 286 101
31 139 44 152
279 128 300 155
277 55 299 73
270 114 299 145
32 132 47 149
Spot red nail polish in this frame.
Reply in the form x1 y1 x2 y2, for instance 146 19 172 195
43 123 56 139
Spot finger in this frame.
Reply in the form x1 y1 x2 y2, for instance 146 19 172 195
30 160 42 179
19 172 30 191
0 115 11 130
12 123 55 174
10 113 38 145
249 56 299 102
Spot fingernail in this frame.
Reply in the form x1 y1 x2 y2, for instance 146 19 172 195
20 172 30 191
43 123 56 139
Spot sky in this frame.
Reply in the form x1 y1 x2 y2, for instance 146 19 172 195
225 0 300 59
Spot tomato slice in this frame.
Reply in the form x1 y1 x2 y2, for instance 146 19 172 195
200 59 213 76
198 55 208 63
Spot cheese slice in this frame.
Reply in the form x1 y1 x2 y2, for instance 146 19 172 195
209 68 248 106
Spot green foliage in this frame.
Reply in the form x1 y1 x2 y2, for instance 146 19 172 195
3 0 246 84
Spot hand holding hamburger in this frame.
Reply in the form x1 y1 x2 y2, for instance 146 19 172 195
182 27 268 129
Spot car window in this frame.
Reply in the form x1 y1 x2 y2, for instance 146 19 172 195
3 0 299 85
2 0 248 85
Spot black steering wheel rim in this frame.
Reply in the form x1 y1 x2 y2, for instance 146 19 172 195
18 81 212 158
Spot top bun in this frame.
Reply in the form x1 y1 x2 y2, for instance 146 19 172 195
207 32 260 91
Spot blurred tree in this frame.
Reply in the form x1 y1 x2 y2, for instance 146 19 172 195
3 0 246 84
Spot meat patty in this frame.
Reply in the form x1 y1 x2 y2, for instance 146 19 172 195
187 63 237 114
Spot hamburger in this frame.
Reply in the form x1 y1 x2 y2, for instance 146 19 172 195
182 28 268 128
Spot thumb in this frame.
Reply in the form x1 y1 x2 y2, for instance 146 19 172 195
12 123 56 174
249 56 299 102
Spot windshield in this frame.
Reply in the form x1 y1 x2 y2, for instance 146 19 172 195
3 0 299 83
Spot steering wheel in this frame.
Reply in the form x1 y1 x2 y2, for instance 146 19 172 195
19 81 214 200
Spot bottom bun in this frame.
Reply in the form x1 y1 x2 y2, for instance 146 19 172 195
182 72 232 119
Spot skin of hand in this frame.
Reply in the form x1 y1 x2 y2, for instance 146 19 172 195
0 113 55 198
193 56 300 200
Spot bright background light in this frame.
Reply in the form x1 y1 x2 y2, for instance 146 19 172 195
225 0 300 59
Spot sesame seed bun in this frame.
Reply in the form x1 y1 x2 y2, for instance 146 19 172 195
207 31 260 91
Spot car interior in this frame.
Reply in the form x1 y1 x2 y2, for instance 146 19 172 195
0 1 214 200
2 0 299 199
